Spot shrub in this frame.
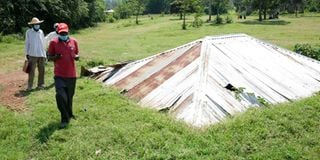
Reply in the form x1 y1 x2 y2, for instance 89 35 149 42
192 13 203 28
160 12 165 17
85 60 104 67
214 16 224 24
114 3 132 19
226 16 233 23
182 23 187 30
0 33 24 43
122 20 133 27
294 44 320 60
107 14 116 23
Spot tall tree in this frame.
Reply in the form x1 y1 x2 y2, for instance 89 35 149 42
146 0 171 13
171 0 184 19
86 0 106 26
174 0 200 29
114 1 132 19
290 0 305 17
212 0 229 20
234 0 251 19
128 0 148 24
251 0 264 21
203 0 213 21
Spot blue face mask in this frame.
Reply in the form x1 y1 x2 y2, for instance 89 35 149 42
33 25 40 31
59 35 69 41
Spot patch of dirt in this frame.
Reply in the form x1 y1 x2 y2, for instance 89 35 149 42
0 71 28 111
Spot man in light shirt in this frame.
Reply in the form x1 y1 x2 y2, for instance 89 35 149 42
25 17 46 91
44 23 59 48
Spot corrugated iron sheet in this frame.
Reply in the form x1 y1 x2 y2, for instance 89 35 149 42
94 34 320 127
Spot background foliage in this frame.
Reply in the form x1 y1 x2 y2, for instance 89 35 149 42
0 0 106 34
294 44 320 60
1 0 320 34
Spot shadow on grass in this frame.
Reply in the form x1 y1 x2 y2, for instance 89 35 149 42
209 22 228 26
169 18 183 21
238 19 291 25
14 83 54 97
301 15 320 17
36 122 60 144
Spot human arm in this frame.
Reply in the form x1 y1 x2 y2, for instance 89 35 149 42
47 54 61 61
44 32 54 48
40 30 47 57
47 41 61 61
25 30 30 59
74 40 80 61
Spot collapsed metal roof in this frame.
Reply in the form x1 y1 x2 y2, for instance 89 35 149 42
91 34 320 127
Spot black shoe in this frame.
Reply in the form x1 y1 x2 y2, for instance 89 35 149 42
70 115 77 120
59 122 68 129
36 86 45 90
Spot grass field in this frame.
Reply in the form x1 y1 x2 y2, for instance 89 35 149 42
0 13 320 159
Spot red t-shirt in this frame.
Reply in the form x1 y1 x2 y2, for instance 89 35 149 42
48 37 79 78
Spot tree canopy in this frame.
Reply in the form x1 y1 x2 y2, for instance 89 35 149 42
1 0 319 34
0 0 106 35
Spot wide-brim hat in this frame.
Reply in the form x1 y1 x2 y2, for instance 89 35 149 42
28 17 44 25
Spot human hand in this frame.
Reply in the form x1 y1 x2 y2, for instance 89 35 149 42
48 53 61 61
56 53 62 59
74 54 80 61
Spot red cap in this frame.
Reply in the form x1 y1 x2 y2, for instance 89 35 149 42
57 23 69 33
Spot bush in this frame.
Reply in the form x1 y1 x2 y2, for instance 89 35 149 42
114 3 132 19
107 14 116 23
85 59 104 68
192 13 203 28
160 12 165 17
122 20 133 27
294 44 320 60
182 23 187 30
214 16 224 24
0 33 24 43
226 16 233 23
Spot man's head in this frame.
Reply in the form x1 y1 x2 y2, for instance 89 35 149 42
53 23 59 31
28 17 44 31
57 23 69 34
57 23 69 41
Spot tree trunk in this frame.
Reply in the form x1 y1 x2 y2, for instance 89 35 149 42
136 7 140 24
244 7 247 19
259 2 262 21
217 5 220 19
295 5 298 17
208 1 212 22
135 14 139 24
263 6 267 20
180 12 183 20
13 1 21 33
182 11 186 30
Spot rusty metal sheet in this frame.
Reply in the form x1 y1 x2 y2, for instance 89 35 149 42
126 43 201 100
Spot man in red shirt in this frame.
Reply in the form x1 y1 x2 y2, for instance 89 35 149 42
48 23 80 129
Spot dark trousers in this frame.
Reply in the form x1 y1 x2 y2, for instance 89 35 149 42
54 76 76 123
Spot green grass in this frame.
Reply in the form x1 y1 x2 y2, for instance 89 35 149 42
75 13 320 65
0 13 320 159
